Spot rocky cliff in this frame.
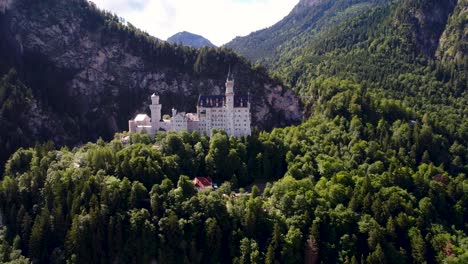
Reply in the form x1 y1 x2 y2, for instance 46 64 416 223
0 0 301 168
436 0 467 66
393 0 458 57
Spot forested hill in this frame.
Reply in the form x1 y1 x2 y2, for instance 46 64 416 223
1 100 467 262
0 0 302 170
225 0 465 67
225 0 467 173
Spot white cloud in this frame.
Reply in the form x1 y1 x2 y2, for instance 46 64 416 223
91 0 299 46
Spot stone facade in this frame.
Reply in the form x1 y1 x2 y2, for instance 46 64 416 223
129 74 251 137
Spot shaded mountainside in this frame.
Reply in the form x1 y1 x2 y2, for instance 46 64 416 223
0 0 302 167
225 0 467 146
225 0 464 67
225 0 390 65
167 31 217 48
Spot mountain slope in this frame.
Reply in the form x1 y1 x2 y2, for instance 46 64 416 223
225 0 389 65
226 0 466 120
225 0 463 67
167 31 217 48
0 0 301 168
227 0 467 172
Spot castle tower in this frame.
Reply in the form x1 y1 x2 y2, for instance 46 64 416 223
150 94 162 132
225 70 235 135
225 70 234 108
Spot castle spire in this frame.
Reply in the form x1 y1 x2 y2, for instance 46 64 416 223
225 65 234 109
227 65 233 82
225 68 234 96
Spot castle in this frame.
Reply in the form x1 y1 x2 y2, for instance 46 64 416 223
128 73 252 137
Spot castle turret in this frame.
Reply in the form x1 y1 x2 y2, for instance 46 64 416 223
225 70 235 135
225 71 234 109
150 94 162 132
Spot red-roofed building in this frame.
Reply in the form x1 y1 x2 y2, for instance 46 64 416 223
193 177 213 191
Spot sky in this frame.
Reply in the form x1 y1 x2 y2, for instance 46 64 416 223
91 0 299 46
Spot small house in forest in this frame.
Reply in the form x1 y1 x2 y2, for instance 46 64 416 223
192 177 213 191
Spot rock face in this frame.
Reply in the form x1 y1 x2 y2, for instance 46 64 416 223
167 31 217 48
393 0 458 57
0 0 302 164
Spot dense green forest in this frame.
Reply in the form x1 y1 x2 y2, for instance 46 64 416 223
1 78 467 262
227 0 467 153
0 70 35 170
1 0 467 263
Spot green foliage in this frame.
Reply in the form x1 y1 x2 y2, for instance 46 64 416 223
0 0 467 263
0 227 30 263
228 0 467 179
0 121 467 263
0 70 34 176
2 58 467 263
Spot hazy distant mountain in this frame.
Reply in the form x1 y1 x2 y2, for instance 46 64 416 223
167 31 217 48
